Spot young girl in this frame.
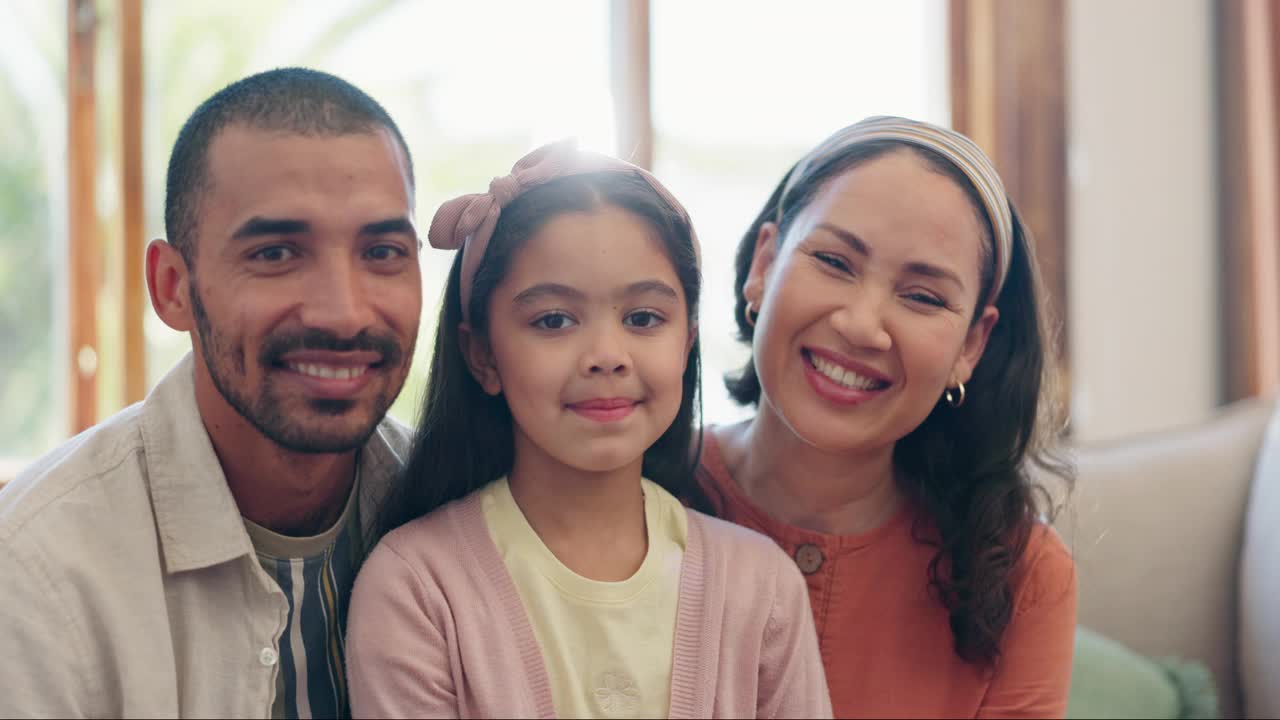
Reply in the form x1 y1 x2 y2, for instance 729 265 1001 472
346 141 831 719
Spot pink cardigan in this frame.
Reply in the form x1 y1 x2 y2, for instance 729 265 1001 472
346 491 833 719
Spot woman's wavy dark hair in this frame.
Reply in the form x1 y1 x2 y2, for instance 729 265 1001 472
380 172 703 532
724 140 1072 667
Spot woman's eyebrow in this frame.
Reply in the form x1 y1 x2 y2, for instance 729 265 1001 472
815 222 966 290
903 261 965 290
816 222 870 256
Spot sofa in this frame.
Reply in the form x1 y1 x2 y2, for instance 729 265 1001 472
1056 395 1279 719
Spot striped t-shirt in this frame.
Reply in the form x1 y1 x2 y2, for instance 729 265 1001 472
245 477 364 719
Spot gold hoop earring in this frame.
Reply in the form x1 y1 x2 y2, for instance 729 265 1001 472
944 381 966 408
744 303 758 328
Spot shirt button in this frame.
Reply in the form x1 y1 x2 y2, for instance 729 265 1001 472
259 647 278 667
794 543 824 575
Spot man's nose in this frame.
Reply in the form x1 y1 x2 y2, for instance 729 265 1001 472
297 256 377 338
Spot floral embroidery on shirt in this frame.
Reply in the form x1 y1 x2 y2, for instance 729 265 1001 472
593 671 641 717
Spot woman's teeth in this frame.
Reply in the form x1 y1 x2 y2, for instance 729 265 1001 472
810 354 884 391
288 363 367 380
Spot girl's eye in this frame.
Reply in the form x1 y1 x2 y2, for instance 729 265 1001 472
366 244 407 261
532 312 577 331
623 310 665 329
814 252 851 273
250 245 297 263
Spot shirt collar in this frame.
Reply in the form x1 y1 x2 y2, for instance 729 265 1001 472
140 353 410 574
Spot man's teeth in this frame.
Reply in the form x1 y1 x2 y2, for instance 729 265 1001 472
288 363 367 380
810 354 883 390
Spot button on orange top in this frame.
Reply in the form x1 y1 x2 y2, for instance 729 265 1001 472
794 543 824 574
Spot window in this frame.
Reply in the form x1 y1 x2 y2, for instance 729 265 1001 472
0 1 67 458
2 0 956 468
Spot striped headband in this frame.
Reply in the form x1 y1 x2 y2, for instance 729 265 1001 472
428 139 700 322
779 116 1013 305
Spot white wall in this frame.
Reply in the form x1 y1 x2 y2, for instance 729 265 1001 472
1068 0 1221 443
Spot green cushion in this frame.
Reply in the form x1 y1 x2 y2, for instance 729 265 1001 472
1066 627 1218 719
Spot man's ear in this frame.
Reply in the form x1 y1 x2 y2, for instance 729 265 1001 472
742 221 780 311
458 323 502 395
951 305 1000 386
147 239 194 332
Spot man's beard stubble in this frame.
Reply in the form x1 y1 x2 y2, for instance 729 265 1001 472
189 285 407 454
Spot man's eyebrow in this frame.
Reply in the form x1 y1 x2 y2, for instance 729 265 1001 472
512 283 587 305
815 222 870 256
361 217 416 237
231 217 309 240
621 280 680 302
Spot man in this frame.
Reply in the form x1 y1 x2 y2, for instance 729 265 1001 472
0 68 423 717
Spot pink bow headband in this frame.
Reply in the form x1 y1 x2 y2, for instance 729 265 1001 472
428 140 701 322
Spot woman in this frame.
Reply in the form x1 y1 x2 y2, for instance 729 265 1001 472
697 116 1076 718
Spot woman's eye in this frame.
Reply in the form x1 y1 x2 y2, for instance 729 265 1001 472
624 310 665 329
814 252 851 273
906 292 947 308
532 312 577 331
250 245 297 263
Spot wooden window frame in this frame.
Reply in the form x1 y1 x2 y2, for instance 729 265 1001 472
68 0 98 434
121 0 146 406
949 0 1070 398
1218 0 1280 401
63 0 146 439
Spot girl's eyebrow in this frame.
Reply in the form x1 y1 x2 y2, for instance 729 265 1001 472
621 280 679 301
511 280 680 306
512 283 585 306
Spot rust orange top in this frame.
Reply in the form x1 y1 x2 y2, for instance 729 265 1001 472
697 431 1077 719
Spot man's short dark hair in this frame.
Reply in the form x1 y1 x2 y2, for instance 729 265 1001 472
164 67 415 266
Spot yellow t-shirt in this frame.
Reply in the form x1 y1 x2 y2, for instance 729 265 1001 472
480 477 687 720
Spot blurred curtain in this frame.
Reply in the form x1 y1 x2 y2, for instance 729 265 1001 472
1219 0 1280 401
948 0 1069 393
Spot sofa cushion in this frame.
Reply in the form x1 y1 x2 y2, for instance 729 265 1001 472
1057 396 1276 719
1067 626 1217 719
1240 401 1280 719
1067 626 1180 719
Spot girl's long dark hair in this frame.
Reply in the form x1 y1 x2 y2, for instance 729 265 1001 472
724 141 1072 667
381 172 703 533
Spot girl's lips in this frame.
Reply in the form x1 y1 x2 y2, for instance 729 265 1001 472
566 398 639 422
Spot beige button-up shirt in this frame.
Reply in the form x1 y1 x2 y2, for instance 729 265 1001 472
0 354 412 718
